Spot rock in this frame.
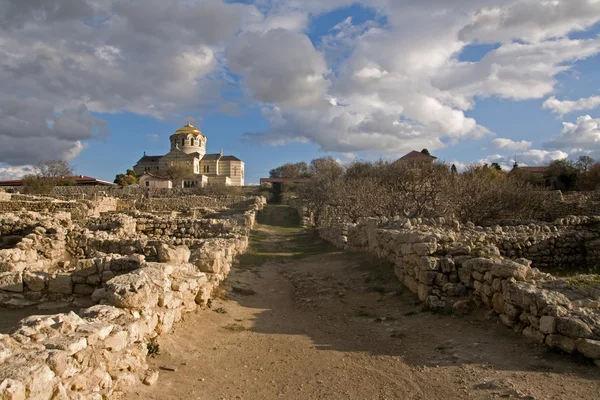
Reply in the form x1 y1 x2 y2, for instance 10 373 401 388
91 288 107 302
556 317 593 339
143 370 159 386
575 339 600 359
73 284 96 295
157 244 191 264
103 331 129 351
0 378 26 400
46 350 81 379
418 270 437 285
45 336 87 355
0 272 23 293
48 274 73 295
105 269 161 310
492 293 504 314
417 284 432 302
490 261 528 281
546 334 577 353
76 322 114 340
413 242 437 256
499 314 516 328
539 316 557 334
522 326 545 344
425 295 446 311
418 256 439 271
23 272 46 292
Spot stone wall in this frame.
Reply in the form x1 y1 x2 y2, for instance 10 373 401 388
0 194 264 398
319 216 600 366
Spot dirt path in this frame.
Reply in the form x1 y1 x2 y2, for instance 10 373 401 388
128 206 600 400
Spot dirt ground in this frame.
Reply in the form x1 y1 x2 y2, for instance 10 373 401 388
121 205 599 399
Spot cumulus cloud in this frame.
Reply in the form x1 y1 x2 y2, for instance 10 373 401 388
227 29 331 109
3 0 600 167
479 149 568 170
0 0 255 167
544 115 600 157
458 0 600 43
0 165 36 181
491 138 532 151
543 96 600 116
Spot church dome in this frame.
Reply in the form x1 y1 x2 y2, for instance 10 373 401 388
173 121 205 137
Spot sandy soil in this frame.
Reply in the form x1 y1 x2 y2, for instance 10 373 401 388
119 205 599 399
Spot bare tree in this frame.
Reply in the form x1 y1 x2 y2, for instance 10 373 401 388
164 163 195 188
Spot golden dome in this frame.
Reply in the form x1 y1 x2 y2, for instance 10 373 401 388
173 120 204 136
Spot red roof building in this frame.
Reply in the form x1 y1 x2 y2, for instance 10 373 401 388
0 175 116 187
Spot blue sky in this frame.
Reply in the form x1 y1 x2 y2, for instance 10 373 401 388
2 0 600 183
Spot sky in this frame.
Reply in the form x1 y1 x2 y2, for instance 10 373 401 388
1 0 600 185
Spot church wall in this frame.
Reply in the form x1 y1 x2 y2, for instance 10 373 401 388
133 161 160 177
200 160 219 175
219 161 245 186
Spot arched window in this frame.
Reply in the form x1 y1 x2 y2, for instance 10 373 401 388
181 138 185 147
191 138 195 146
233 167 237 176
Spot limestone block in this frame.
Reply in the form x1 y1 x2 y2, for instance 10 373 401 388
105 271 160 311
413 242 437 256
522 326 545 344
403 275 419 294
438 257 455 273
418 270 437 285
46 350 81 379
80 305 127 322
418 256 439 271
492 292 504 314
157 244 191 264
0 378 26 400
556 317 593 339
490 261 528 281
464 257 494 273
76 322 114 340
546 334 577 353
103 331 129 352
48 274 73 295
575 339 600 359
535 290 571 314
0 272 23 292
539 316 557 334
143 370 159 386
44 336 87 355
433 273 449 287
425 295 446 311
417 283 432 302
23 272 46 292
73 284 96 295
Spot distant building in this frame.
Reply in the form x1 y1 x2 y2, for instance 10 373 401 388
0 175 116 187
133 120 245 187
394 150 438 163
509 163 555 188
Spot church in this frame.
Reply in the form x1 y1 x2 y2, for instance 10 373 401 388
133 120 244 188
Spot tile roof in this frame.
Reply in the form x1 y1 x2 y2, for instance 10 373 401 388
398 150 438 161
137 155 162 163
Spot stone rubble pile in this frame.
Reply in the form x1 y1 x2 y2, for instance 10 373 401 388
320 215 600 366
0 194 265 398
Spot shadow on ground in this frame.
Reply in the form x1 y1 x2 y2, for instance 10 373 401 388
230 205 599 380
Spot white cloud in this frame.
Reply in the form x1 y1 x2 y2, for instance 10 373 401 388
491 138 532 151
227 29 331 109
458 0 600 43
543 96 600 116
478 149 568 170
3 0 600 167
544 115 600 157
0 165 35 181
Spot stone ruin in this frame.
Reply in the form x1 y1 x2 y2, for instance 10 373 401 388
318 214 600 366
0 190 265 399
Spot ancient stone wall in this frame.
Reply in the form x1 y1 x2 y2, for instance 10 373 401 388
319 216 600 366
0 195 264 398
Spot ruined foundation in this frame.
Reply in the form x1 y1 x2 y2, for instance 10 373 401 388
0 191 265 399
